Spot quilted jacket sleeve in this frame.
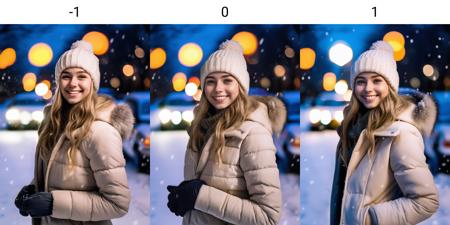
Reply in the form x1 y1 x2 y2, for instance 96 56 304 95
369 123 439 225
51 121 131 221
194 125 282 225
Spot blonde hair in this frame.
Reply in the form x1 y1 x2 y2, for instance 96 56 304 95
339 84 410 165
188 86 258 162
37 79 113 166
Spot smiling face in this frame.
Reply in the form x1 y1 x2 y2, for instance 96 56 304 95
204 72 240 110
354 72 390 109
59 67 93 105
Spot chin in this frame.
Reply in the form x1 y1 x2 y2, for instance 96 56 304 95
363 103 379 109
213 103 230 110
67 99 82 105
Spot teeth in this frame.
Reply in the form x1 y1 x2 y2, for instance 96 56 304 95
214 96 227 100
365 95 376 100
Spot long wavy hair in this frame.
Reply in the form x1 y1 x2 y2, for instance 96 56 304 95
339 84 410 165
188 86 258 163
37 78 112 166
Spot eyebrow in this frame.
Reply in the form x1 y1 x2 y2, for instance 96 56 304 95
62 70 88 75
206 74 233 79
356 74 383 80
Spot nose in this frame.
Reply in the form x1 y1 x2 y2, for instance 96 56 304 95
364 81 373 92
68 77 78 87
214 80 224 92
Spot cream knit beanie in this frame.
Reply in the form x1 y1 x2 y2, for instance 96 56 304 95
200 40 250 93
351 40 399 92
55 40 100 91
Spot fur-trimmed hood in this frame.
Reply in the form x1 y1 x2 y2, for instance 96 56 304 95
371 89 438 138
95 95 135 140
395 89 437 137
247 96 287 135
42 95 135 140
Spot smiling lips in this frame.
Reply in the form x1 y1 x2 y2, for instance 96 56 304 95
65 90 82 97
363 95 378 101
213 95 228 102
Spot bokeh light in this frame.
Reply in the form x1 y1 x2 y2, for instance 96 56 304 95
423 64 434 77
394 47 406 61
300 48 316 70
134 47 145 58
343 90 352 102
28 43 53 67
323 72 336 91
185 82 198 96
150 48 166 69
144 78 151 89
0 48 16 69
335 80 348 95
410 77 421 88
123 64 134 77
82 31 109 55
172 72 187 92
260 77 271 88
110 77 121 88
178 43 203 67
43 90 52 100
274 65 286 77
42 80 51 89
329 42 353 66
285 47 295 58
188 77 201 87
232 31 258 55
193 89 202 101
383 31 405 52
22 72 37 92
35 83 49 96
444 76 450 89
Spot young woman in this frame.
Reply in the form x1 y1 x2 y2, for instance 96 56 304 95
14 40 133 225
330 41 439 225
166 40 285 225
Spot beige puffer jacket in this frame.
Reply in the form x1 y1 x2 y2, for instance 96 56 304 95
339 93 439 225
32 96 134 225
183 96 286 225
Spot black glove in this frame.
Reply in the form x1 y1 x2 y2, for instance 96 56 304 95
22 192 53 217
14 184 35 216
167 179 205 216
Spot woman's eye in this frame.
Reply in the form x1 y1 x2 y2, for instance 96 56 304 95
373 79 383 83
206 80 215 85
223 79 233 84
356 80 365 85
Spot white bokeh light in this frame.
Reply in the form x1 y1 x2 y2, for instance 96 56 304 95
329 42 353 66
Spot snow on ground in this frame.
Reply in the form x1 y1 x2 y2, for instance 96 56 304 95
151 130 300 225
0 130 149 225
300 130 450 225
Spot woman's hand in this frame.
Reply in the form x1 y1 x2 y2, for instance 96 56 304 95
167 179 205 216
22 192 53 217
14 185 35 216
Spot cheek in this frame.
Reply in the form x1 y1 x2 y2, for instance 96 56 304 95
60 80 68 88
377 85 389 98
229 84 239 101
204 86 213 98
354 85 364 96
81 80 92 90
